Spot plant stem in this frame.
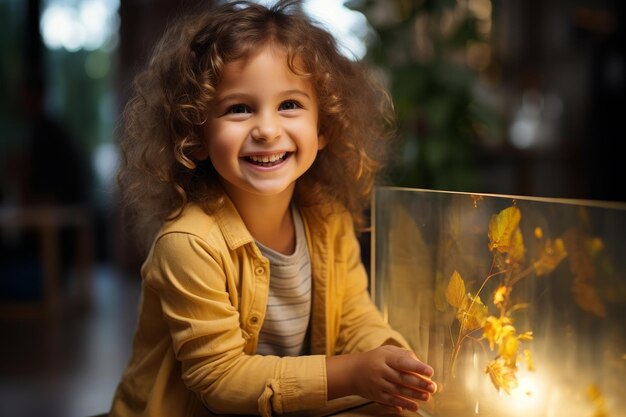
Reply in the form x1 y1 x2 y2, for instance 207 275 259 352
507 264 535 287
449 261 506 376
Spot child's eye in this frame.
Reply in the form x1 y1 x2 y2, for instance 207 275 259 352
279 100 301 111
226 104 251 114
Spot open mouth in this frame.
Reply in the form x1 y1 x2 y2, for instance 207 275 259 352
245 152 289 167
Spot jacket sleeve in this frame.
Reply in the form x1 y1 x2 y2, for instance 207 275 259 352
145 232 327 416
332 214 410 355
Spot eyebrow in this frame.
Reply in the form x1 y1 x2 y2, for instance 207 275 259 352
214 89 312 106
281 89 312 100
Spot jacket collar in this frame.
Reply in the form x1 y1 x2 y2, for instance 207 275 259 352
215 196 256 251
212 194 338 253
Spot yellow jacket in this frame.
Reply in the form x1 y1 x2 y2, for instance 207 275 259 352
110 198 408 416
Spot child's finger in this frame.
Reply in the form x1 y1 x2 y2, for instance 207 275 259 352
390 370 437 394
394 384 431 401
390 352 435 379
381 392 419 413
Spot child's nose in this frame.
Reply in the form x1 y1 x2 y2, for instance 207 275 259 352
251 111 281 142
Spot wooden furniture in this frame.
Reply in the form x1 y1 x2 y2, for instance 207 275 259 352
0 204 94 317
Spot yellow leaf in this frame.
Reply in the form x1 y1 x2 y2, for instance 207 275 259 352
483 316 501 351
589 238 604 254
563 229 594 280
493 285 509 306
534 238 568 276
446 270 466 309
483 316 514 350
518 331 533 341
488 206 521 253
573 281 606 317
499 327 519 366
500 323 516 338
461 293 488 331
485 358 518 394
509 228 525 264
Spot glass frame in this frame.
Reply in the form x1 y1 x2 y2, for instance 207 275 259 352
371 187 626 416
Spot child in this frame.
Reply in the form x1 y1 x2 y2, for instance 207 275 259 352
111 1 436 416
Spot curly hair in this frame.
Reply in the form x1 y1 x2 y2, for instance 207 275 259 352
118 0 395 249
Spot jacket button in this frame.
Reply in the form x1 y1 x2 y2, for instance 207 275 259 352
249 316 259 325
255 266 265 275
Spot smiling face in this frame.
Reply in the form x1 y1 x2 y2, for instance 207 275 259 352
200 44 325 205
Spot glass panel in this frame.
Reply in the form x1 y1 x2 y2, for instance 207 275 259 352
372 187 626 417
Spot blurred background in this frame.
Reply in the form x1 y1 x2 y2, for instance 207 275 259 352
0 0 624 416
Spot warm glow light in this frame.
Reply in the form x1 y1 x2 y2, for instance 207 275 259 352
492 369 546 416
464 360 550 416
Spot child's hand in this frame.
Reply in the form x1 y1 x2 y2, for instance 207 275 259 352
354 345 436 412
326 345 437 412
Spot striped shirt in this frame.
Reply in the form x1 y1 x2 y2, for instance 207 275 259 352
255 206 311 357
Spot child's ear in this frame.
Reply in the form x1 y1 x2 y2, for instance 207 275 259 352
192 130 209 161
318 134 327 150
193 144 210 161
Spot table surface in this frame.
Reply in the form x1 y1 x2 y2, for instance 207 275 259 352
329 402 428 416
283 396 428 417
189 396 432 417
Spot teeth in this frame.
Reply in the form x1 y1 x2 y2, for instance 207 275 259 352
249 152 286 163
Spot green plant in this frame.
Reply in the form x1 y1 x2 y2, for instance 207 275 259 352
346 0 503 190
